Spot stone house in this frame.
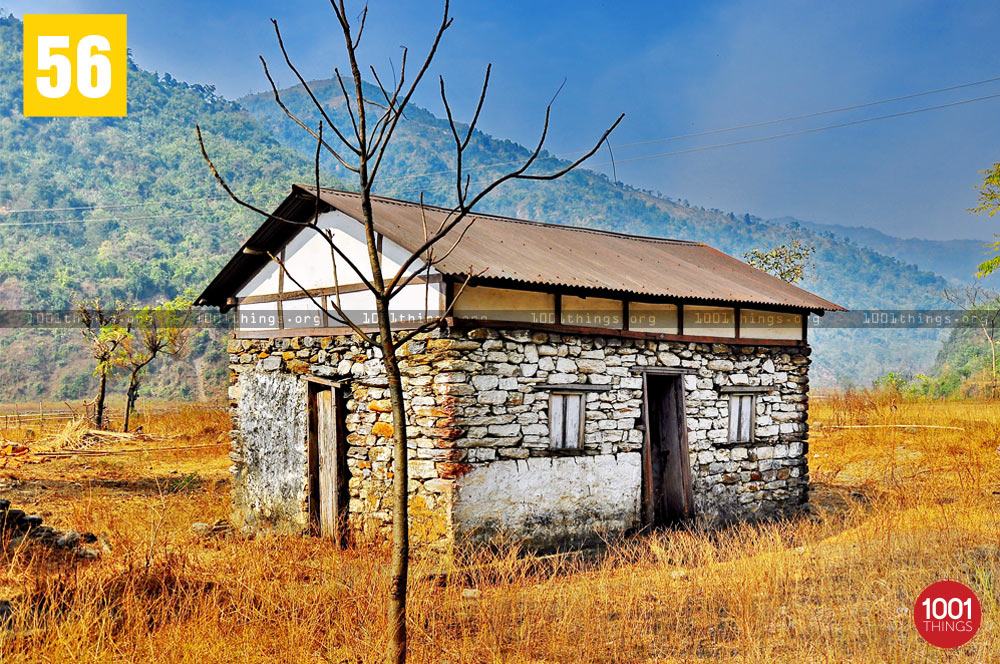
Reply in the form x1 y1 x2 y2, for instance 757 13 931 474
197 186 844 553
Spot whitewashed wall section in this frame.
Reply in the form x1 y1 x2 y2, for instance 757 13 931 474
232 370 310 531
236 209 444 330
452 453 643 549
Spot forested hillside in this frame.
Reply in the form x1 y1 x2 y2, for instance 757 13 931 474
0 15 327 401
0 13 966 400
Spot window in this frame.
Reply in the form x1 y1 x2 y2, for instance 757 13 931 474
728 394 755 443
549 392 585 449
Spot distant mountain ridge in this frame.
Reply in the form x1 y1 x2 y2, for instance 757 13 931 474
772 216 996 285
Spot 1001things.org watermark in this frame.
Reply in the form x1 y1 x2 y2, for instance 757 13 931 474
5 309 1000 330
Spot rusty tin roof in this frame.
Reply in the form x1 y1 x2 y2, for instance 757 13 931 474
197 185 845 312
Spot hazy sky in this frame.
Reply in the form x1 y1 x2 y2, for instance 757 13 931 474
5 0 1000 240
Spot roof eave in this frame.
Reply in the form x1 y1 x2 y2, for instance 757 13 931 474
195 187 327 311
444 271 847 313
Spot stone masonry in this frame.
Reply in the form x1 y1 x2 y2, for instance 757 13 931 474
227 325 810 553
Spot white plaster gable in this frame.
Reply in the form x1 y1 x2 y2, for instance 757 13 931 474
237 209 440 298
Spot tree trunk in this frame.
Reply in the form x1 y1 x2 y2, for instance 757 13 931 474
123 372 140 433
380 304 409 664
95 371 108 430
990 336 997 399
979 323 997 399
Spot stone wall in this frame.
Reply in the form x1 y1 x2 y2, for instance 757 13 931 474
228 333 461 552
227 325 810 551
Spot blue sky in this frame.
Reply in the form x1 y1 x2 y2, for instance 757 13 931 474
5 0 1000 241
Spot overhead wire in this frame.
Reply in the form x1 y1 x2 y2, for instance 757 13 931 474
2 75 1000 226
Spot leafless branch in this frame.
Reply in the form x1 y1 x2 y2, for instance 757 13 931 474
269 19 361 155
367 65 406 146
334 67 362 148
385 108 625 295
368 47 409 159
259 55 359 171
461 65 491 151
352 4 368 50
313 122 324 222
196 125 376 292
393 268 484 348
366 1 453 184
327 228 342 312
267 251 376 346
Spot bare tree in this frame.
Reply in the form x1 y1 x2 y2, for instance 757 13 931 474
76 299 130 429
943 285 1000 398
196 3 622 661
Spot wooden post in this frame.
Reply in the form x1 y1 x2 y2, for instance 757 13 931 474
277 247 286 330
639 373 653 526
673 378 695 518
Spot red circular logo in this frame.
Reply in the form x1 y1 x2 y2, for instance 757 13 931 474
914 581 982 648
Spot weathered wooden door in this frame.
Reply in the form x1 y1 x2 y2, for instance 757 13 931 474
644 374 694 525
309 384 346 544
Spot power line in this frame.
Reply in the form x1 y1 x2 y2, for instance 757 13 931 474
384 73 1000 183
3 74 1000 222
383 91 1000 198
584 90 1000 168
0 193 269 216
0 212 211 228
609 73 1000 150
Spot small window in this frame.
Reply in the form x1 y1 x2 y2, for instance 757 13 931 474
728 394 755 443
549 392 585 449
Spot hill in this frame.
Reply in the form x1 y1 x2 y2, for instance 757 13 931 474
773 216 996 286
0 14 327 401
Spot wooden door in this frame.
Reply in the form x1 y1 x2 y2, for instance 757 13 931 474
309 384 346 544
644 374 694 525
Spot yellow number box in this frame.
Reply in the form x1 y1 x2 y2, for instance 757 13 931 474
23 14 127 117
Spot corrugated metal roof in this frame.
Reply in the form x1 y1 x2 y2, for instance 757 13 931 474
197 185 845 312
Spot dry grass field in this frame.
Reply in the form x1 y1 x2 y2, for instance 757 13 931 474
0 392 997 663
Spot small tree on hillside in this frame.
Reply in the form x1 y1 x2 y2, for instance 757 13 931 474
943 285 1000 398
113 296 195 433
196 3 622 662
76 299 130 429
744 240 815 283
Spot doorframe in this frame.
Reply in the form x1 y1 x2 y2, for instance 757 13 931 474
640 371 695 526
306 377 350 546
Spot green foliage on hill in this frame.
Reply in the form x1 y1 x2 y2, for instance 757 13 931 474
911 323 997 398
0 15 321 308
0 15 322 401
772 216 997 286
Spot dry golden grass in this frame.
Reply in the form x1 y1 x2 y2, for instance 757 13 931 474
0 395 997 663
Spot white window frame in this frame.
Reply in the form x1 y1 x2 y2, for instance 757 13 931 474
728 393 756 444
549 391 586 450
